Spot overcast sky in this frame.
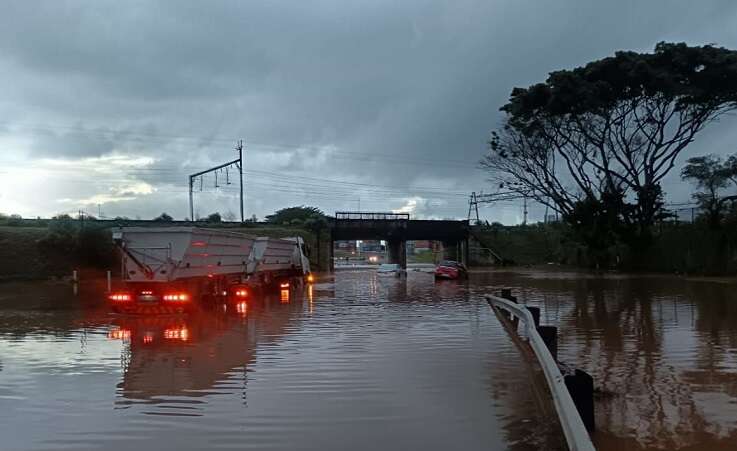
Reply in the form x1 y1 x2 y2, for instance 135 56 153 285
2 0 737 223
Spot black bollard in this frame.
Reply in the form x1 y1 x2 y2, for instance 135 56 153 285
536 325 557 360
564 369 595 432
500 288 517 303
526 306 541 328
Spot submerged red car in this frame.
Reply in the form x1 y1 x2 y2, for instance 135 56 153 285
434 260 469 280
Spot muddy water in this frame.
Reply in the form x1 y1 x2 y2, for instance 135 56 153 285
486 269 737 450
0 272 564 451
2 270 735 450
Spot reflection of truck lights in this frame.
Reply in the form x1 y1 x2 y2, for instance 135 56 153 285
280 289 290 303
109 293 131 301
143 333 154 344
308 285 314 313
234 289 248 297
164 327 189 341
107 328 131 340
236 302 248 315
163 293 189 301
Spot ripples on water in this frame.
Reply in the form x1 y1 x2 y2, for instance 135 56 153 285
484 270 737 451
0 272 564 451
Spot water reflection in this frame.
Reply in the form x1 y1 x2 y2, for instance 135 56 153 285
480 270 737 451
7 270 735 450
109 293 304 411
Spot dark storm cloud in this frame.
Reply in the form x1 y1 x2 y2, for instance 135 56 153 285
2 0 737 219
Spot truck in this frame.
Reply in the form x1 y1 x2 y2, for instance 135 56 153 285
108 227 311 314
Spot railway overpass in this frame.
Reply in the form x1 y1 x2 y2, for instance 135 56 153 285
329 212 469 270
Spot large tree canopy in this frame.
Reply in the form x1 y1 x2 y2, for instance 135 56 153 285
265 206 325 225
482 42 737 246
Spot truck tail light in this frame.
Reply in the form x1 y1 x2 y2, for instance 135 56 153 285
109 293 131 301
164 327 189 341
234 288 248 298
108 328 131 339
280 282 290 288
163 293 190 302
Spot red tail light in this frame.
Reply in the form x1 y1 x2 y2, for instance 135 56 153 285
163 293 190 302
164 327 189 341
109 293 131 301
234 288 248 297
108 328 131 340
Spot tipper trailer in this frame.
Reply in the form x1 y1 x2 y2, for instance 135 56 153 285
109 227 311 314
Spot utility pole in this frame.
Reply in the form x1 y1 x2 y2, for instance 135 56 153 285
523 196 528 225
473 192 480 223
237 140 244 223
188 140 245 223
188 175 195 221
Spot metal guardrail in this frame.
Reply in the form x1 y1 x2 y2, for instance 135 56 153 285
486 295 596 451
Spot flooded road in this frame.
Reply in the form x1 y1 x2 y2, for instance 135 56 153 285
489 269 737 451
0 271 563 451
1 269 736 450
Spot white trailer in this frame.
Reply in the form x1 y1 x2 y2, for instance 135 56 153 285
110 227 311 313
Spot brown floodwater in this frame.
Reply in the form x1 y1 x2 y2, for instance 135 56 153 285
0 269 735 450
0 271 564 451
486 269 737 450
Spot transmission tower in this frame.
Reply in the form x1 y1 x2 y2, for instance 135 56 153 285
467 190 531 223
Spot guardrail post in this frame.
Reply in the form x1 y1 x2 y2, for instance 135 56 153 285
499 289 517 326
536 325 557 360
526 306 540 328
564 369 595 432
500 288 517 302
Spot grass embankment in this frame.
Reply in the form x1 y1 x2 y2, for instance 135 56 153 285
0 221 328 281
0 227 49 280
473 222 737 275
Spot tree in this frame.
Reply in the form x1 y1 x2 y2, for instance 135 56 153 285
682 154 737 227
222 210 237 222
482 42 737 250
154 212 173 222
265 206 325 225
206 212 222 223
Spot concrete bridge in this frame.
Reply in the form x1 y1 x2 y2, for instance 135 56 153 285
329 212 469 270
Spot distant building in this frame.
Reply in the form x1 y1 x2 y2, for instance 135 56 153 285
407 240 432 254
335 240 357 251
360 240 384 252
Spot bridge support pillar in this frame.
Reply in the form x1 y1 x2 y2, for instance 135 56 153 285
387 240 407 270
460 238 469 267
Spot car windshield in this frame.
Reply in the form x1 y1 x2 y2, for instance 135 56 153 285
440 261 460 267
